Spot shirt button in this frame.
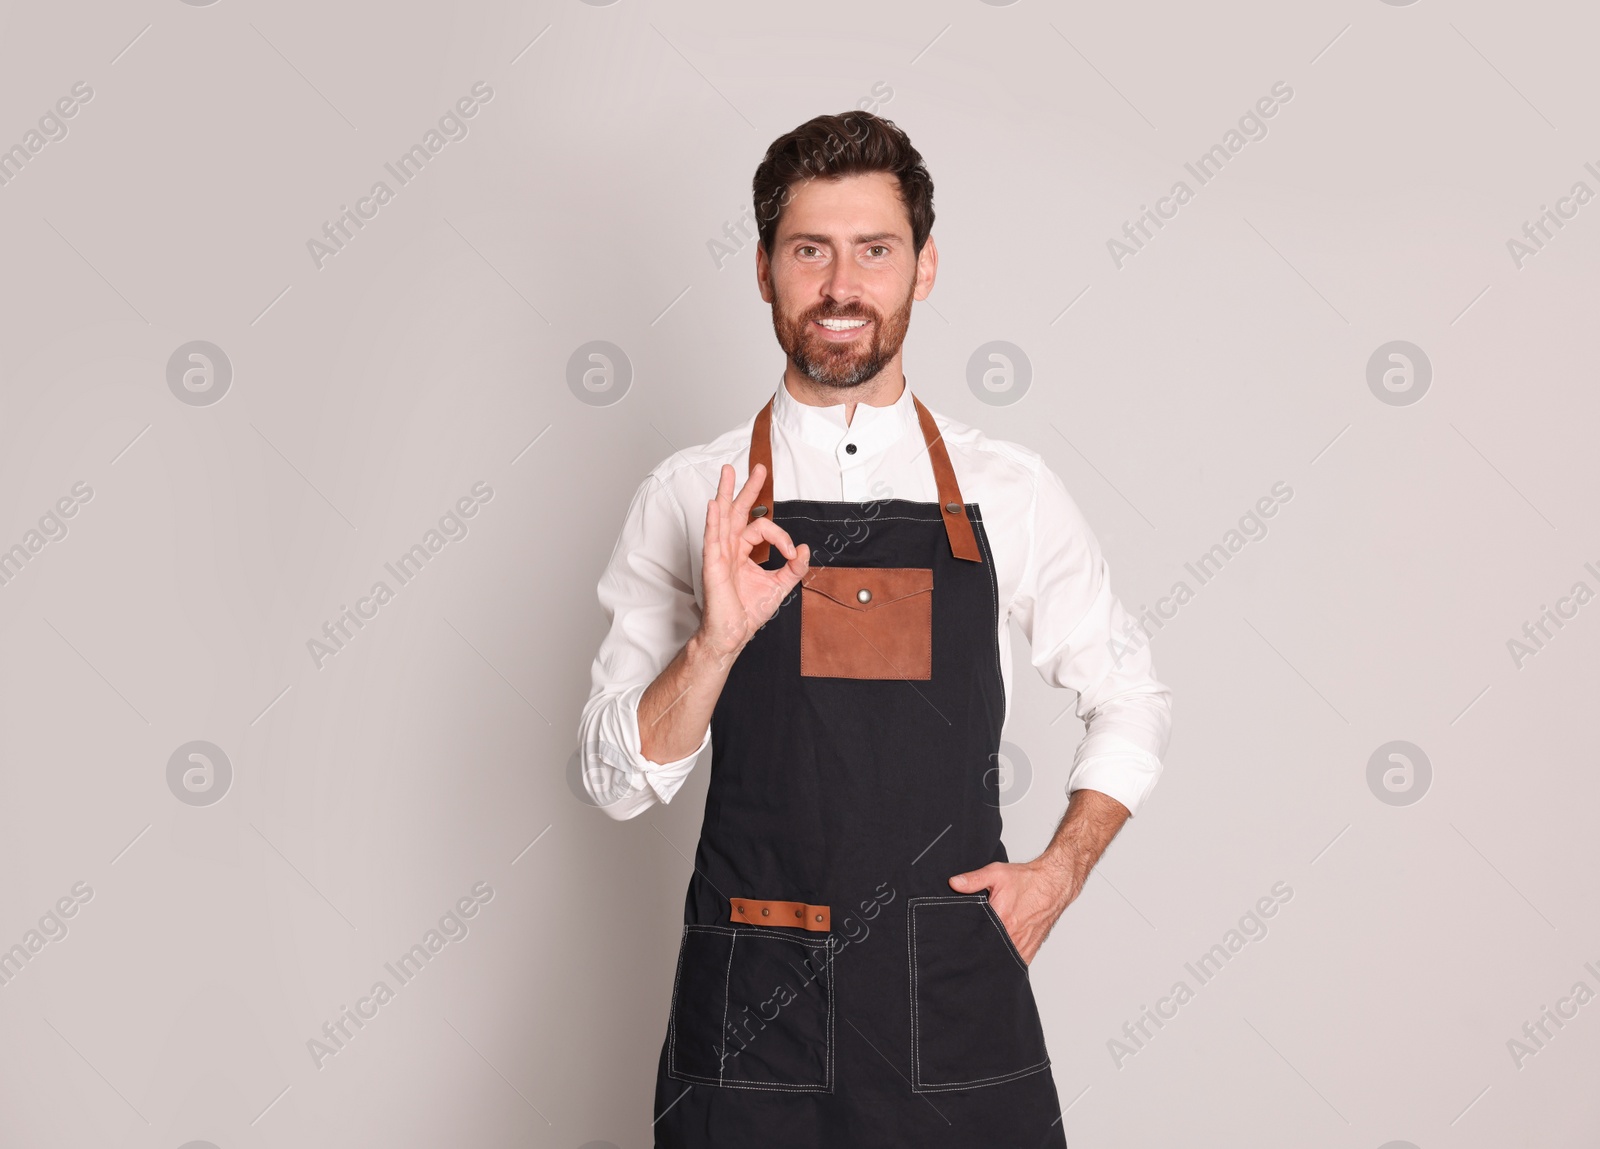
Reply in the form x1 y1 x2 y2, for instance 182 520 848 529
844 443 857 455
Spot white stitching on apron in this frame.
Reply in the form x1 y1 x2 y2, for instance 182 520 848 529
666 924 836 1093
905 896 1052 1093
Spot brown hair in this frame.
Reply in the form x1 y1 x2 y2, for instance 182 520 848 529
751 111 935 258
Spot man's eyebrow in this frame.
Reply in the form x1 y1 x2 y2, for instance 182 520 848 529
781 232 904 246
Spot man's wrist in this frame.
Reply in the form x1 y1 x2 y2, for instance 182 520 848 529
1036 840 1090 901
688 628 744 673
1035 788 1130 904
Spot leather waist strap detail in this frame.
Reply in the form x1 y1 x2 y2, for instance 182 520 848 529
730 897 831 932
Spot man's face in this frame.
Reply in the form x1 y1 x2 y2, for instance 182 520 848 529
757 171 936 391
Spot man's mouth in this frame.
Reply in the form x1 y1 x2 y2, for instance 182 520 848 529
813 317 871 339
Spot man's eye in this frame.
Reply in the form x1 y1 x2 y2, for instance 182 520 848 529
798 246 819 257
867 245 889 257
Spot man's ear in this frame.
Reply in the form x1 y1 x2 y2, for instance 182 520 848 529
755 242 775 304
914 233 939 302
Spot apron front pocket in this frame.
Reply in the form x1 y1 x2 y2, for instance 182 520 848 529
907 894 1050 1093
667 924 834 1092
799 565 933 679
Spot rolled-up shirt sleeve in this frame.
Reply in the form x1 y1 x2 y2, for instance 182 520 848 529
577 470 711 821
1009 459 1174 817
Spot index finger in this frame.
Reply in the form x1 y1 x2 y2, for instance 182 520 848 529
729 461 767 519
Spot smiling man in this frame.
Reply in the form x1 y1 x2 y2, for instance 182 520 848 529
579 111 1173 1149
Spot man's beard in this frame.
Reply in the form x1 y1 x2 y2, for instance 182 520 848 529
771 279 916 390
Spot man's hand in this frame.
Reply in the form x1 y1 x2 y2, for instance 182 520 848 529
697 462 810 660
947 788 1131 964
638 463 809 767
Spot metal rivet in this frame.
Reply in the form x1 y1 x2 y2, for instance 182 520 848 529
761 907 770 916
814 914 824 922
945 502 960 514
857 588 871 603
737 906 745 913
752 505 768 518
794 909 802 918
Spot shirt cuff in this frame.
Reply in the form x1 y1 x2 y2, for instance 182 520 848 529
1067 734 1164 818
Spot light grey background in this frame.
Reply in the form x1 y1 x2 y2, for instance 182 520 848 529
1 0 1596 1146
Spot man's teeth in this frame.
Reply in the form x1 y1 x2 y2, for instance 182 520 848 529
817 318 869 330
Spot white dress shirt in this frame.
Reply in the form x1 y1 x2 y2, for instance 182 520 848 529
579 378 1173 822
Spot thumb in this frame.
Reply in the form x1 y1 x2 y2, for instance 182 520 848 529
948 865 999 893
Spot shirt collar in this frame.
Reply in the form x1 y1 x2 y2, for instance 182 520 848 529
770 374 919 459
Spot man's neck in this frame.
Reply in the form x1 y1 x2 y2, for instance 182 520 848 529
782 366 905 427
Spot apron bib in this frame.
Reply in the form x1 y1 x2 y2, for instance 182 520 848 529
652 395 1067 1149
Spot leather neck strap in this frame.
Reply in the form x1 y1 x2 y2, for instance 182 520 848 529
747 389 981 564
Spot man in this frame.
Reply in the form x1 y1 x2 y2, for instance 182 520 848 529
579 111 1172 1148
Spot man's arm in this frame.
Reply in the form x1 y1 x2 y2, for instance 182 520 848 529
577 469 709 820
639 461 810 760
949 457 1172 960
578 461 808 818
949 787 1128 962
634 629 741 766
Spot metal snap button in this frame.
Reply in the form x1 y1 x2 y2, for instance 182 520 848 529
857 588 871 603
794 909 802 918
814 914 824 923
761 907 770 916
945 502 960 514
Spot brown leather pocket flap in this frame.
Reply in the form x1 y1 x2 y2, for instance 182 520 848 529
800 564 934 680
800 566 933 612
730 898 831 932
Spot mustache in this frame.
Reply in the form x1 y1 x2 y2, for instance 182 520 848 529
805 307 876 322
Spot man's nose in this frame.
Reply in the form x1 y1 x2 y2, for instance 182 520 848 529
821 260 865 307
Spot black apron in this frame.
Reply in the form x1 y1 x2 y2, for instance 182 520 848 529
652 394 1068 1149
